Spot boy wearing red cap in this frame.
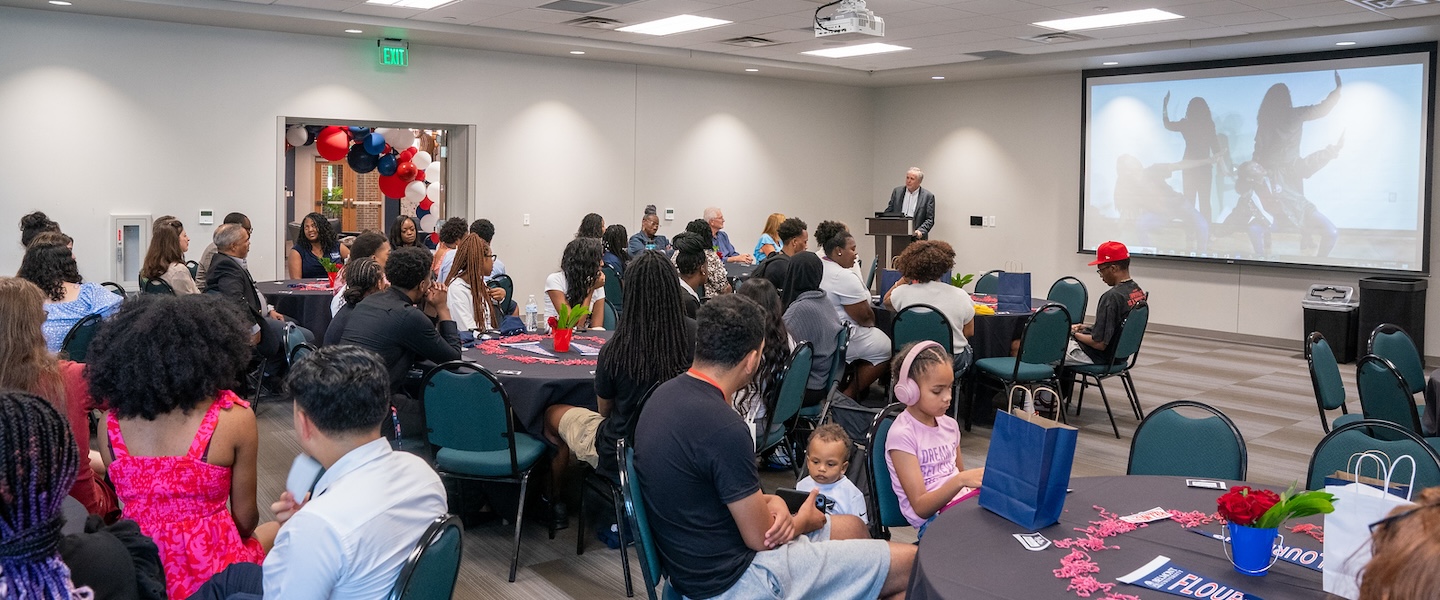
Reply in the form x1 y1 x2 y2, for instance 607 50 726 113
1068 241 1147 365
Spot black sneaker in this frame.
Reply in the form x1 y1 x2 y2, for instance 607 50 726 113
549 500 569 531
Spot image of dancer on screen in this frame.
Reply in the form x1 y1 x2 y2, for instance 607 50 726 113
1253 72 1342 193
1235 135 1342 258
1162 93 1232 222
1114 154 1217 254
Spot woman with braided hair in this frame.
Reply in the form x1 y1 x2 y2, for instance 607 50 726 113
0 391 86 599
446 233 517 337
673 219 732 298
733 278 794 441
322 257 386 346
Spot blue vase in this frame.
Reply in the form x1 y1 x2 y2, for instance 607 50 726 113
1226 522 1280 576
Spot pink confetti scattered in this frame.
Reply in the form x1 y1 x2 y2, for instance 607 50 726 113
1065 575 1115 598
1289 523 1324 542
1054 535 1113 552
1168 509 1215 529
472 335 603 366
1103 594 1142 600
1053 550 1101 578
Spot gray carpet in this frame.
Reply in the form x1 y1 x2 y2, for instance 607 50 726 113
249 331 1364 599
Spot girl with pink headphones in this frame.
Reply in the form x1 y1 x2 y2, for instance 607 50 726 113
884 341 986 538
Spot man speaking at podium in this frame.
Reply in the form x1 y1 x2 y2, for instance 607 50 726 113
885 167 935 240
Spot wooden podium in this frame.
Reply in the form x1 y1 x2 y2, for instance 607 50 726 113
867 216 913 271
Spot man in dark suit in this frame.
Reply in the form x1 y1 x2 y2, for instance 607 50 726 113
885 167 936 239
206 223 312 362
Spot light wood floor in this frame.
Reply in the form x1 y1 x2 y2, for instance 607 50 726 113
250 331 1358 599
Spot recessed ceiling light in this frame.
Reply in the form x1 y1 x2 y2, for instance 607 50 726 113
1033 8 1182 32
570 50 586 55
617 15 731 36
931 76 945 80
1102 61 1119 66
745 68 759 72
1336 41 1357 46
801 43 910 59
48 1 72 5
365 0 454 9
344 28 363 33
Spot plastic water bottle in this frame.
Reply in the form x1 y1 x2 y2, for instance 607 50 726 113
524 295 539 332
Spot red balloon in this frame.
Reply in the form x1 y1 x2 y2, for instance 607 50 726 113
378 174 407 198
399 147 418 162
316 126 350 161
396 161 417 182
413 169 425 182
418 198 434 211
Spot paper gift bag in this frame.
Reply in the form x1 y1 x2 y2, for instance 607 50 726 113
979 407 1079 530
1323 452 1416 600
996 272 1032 314
879 269 903 298
1323 470 1412 500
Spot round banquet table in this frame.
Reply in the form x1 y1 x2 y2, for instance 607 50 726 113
257 279 336 342
725 262 755 281
460 330 611 437
872 297 1046 361
908 476 1333 600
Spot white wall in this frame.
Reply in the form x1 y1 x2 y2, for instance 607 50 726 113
0 7 875 305
875 74 1440 354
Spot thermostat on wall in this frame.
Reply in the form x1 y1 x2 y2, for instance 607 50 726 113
665 208 675 221
199 210 214 225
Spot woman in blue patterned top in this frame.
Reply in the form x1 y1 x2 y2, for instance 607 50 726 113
17 240 123 353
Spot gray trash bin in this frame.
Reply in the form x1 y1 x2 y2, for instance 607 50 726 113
1302 285 1358 364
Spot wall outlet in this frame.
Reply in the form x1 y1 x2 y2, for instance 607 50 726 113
523 214 530 226
969 215 983 227
198 210 214 225
986 216 997 227
665 208 675 221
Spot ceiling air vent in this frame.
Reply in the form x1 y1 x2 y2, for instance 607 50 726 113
566 16 624 29
721 36 781 48
967 50 1020 59
1344 0 1430 9
537 0 608 14
1027 32 1093 44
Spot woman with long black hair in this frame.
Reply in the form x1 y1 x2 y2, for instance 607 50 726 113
575 213 605 239
388 215 427 251
733 278 793 434
543 237 606 329
601 224 630 278
286 212 349 279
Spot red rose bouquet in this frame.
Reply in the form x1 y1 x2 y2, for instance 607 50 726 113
1217 485 1336 529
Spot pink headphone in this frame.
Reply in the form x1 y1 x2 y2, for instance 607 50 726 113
894 340 944 406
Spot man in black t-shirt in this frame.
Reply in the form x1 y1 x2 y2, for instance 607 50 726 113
633 295 915 599
1069 241 1147 365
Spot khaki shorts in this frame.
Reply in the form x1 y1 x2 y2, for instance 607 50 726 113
557 407 604 468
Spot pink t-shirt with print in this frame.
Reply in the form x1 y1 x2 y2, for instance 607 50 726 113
884 409 968 528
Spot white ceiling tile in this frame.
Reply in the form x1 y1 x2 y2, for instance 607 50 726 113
731 0 820 16
950 0 1044 14
406 2 518 21
1268 2 1367 18
341 4 426 18
1234 0 1320 8
1289 11 1391 27
880 6 972 26
1193 9 1286 26
272 0 362 11
1168 0 1262 18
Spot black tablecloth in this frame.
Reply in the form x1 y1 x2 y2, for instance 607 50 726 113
872 297 1045 361
725 262 755 281
460 330 611 437
257 280 336 342
909 476 1331 600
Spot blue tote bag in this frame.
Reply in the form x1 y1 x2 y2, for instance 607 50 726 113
996 272 1032 314
978 407 1078 530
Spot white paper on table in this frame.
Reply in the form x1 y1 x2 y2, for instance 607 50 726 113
569 342 600 356
499 341 556 357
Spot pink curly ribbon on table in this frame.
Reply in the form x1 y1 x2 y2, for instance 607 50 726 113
1167 509 1215 529
1289 523 1324 542
1065 575 1115 598
1052 505 1166 598
1054 550 1101 578
1103 594 1142 600
472 334 604 366
1054 535 1113 552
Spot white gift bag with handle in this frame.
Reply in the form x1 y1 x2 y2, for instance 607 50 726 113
1322 451 1416 599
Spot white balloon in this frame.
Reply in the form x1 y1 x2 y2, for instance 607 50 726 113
425 181 441 201
285 126 308 147
404 180 427 203
418 213 438 233
412 151 432 171
384 128 415 150
425 162 440 181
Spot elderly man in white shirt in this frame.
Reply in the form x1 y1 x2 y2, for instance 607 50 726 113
187 345 447 600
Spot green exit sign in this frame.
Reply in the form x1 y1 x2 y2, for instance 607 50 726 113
377 39 409 67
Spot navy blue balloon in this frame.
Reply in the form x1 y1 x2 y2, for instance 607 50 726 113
363 132 387 155
377 153 398 176
348 126 368 137
346 143 378 173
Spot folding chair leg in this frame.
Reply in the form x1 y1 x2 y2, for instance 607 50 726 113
1121 372 1143 420
510 472 530 582
576 480 588 556
611 485 635 597
1073 378 1088 416
1095 379 1119 439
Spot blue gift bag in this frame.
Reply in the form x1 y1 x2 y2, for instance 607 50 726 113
978 407 1078 530
996 272 1032 314
879 269 903 298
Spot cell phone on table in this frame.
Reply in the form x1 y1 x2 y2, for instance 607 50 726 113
776 487 823 514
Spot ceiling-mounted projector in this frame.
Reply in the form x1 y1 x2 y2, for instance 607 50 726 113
814 0 884 38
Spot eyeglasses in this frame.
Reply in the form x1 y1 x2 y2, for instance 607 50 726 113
1370 504 1439 534
1096 264 1115 274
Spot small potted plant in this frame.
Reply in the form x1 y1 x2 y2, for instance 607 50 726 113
950 273 974 289
319 257 342 289
551 303 590 353
1216 485 1336 576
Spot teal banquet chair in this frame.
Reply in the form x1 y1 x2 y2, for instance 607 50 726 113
972 303 1072 422
889 303 960 421
1369 324 1426 395
1045 276 1088 325
757 342 813 476
1063 302 1149 438
809 326 851 425
974 270 1003 295
1305 419 1440 491
602 265 623 315
387 514 463 600
618 438 669 600
865 402 908 540
420 361 550 582
59 313 104 363
1307 332 1360 434
1127 400 1246 481
1356 354 1426 439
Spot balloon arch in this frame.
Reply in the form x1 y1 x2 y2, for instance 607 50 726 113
286 124 442 243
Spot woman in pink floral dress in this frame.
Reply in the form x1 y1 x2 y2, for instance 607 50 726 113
86 294 275 599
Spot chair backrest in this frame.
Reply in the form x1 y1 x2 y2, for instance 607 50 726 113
1105 302 1149 366
1045 276 1088 325
100 281 127 297
1369 324 1425 395
60 313 104 363
1306 419 1440 491
1356 354 1424 437
487 274 514 306
865 402 908 539
602 265 623 312
289 342 317 366
1306 332 1348 431
892 303 953 353
769 342 814 430
865 255 879 291
618 439 665 600
1015 303 1072 367
185 260 199 280
974 270 1004 295
139 277 175 295
603 300 619 330
421 362 522 470
388 514 463 600
1128 400 1247 480
826 326 851 395
283 323 308 364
